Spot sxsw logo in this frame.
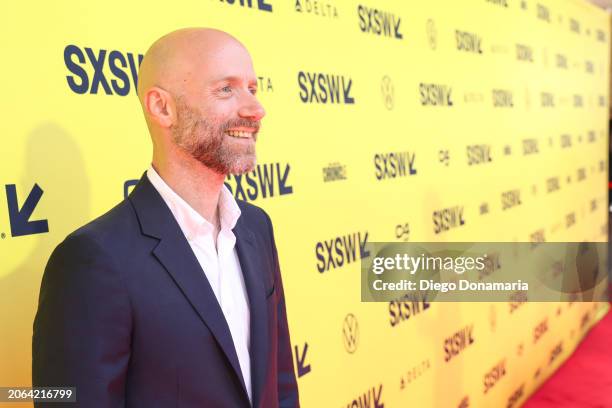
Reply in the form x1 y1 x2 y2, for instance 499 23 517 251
315 230 369 273
530 228 546 246
373 151 417 180
433 205 465 234
573 94 583 107
507 384 525 408
64 45 143 95
546 176 560 193
389 292 430 327
455 30 483 54
536 4 551 22
540 92 555 107
467 144 493 165
217 0 272 12
298 71 354 104
501 189 522 210
344 384 384 408
444 324 475 362
224 162 293 201
3 184 49 237
419 83 453 106
533 318 548 343
516 44 534 62
484 359 507 394
357 5 403 39
492 89 513 107
569 18 581 34
522 138 539 155
597 29 606 42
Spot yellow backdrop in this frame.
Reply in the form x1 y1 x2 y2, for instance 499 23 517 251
0 0 610 406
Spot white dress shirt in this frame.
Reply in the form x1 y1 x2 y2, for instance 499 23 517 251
146 165 252 404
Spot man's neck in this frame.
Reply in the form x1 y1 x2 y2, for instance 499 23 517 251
151 149 225 227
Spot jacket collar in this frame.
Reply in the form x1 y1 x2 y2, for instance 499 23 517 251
145 165 241 242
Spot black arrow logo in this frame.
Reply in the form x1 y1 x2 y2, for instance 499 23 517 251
6 184 49 237
278 163 293 195
294 342 311 378
394 17 403 39
342 78 354 104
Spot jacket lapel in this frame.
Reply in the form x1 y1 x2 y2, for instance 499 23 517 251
128 173 252 402
234 216 269 408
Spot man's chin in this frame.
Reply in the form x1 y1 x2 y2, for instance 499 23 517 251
227 158 257 175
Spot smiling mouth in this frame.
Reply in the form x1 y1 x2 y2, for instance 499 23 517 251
225 129 257 139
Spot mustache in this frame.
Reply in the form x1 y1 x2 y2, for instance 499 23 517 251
219 119 261 133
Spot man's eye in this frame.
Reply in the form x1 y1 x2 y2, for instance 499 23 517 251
249 88 257 95
221 86 232 93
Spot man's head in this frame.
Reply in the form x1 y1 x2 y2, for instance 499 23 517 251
137 28 265 175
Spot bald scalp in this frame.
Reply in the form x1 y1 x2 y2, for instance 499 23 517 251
137 28 245 109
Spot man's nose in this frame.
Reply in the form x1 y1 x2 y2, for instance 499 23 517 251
238 93 266 122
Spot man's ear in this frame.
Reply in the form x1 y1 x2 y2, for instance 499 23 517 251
144 86 176 128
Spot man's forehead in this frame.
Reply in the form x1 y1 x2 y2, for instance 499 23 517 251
207 74 258 85
189 47 257 84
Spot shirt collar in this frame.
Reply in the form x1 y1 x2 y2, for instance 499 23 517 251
146 165 241 242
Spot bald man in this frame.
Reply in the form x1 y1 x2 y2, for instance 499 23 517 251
32 28 300 408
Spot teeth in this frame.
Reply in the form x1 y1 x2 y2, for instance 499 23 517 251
226 130 253 138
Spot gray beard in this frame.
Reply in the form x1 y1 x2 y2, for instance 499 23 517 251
171 97 258 175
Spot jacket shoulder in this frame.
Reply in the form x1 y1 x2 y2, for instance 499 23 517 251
63 199 138 247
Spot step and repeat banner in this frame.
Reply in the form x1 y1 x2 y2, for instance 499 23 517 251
1 0 610 406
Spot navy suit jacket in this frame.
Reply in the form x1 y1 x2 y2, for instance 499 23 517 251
32 173 300 408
